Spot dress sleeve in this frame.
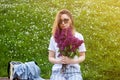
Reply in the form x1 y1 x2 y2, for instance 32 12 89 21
48 36 56 52
78 33 86 52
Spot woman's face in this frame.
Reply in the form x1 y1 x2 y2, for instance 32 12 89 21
59 14 71 29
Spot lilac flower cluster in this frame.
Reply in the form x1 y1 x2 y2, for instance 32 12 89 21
55 27 83 58
54 27 84 72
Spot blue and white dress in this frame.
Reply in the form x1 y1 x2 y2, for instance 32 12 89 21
48 32 86 80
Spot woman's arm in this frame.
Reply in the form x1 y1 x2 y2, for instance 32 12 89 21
72 52 85 64
49 50 85 64
48 50 62 64
62 52 85 64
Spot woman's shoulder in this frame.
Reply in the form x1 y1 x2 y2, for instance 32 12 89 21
75 32 84 40
50 36 56 42
50 36 54 39
50 36 54 40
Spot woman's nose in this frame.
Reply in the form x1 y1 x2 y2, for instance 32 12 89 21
61 21 65 24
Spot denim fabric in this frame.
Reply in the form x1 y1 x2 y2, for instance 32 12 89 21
50 66 83 80
13 63 28 79
13 61 44 80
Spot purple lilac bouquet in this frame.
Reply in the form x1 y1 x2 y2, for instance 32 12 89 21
54 27 84 72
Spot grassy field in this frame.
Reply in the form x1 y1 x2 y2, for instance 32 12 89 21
0 0 120 80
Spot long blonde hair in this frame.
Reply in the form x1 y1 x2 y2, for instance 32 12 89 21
52 9 75 36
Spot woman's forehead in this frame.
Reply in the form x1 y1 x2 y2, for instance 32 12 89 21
60 14 70 19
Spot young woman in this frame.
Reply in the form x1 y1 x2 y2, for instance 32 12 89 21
48 9 86 80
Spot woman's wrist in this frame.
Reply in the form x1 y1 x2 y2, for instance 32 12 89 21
72 56 85 64
71 58 79 64
55 59 62 64
71 58 82 64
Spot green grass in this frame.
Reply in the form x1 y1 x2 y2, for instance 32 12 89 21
0 0 120 79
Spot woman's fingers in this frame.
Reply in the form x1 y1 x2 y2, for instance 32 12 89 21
61 56 70 64
61 56 66 64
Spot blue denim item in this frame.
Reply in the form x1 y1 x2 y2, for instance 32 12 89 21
50 66 83 80
13 61 45 80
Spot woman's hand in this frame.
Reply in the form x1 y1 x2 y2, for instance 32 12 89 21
61 52 86 64
49 50 85 64
61 56 73 64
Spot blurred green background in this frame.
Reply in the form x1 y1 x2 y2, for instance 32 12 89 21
0 0 120 80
